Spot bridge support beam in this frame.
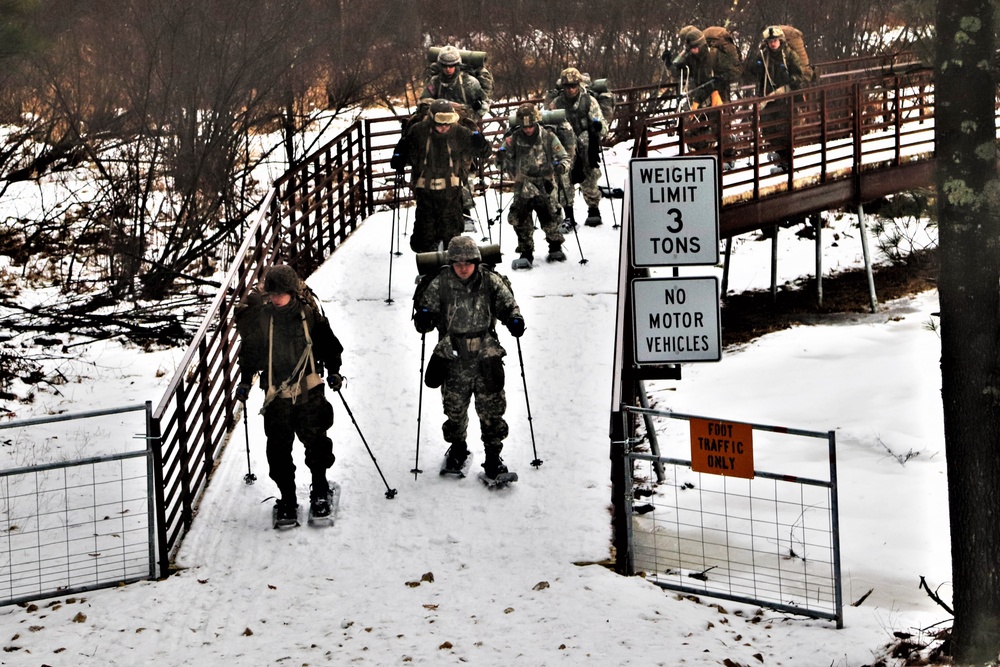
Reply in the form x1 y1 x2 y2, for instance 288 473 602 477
815 214 823 308
856 204 879 313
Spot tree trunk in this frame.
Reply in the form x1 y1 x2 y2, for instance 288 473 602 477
935 1 1000 662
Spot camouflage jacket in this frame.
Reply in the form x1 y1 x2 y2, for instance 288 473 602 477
416 266 521 359
547 90 608 140
671 47 733 105
746 44 807 96
420 71 489 121
236 292 343 389
500 125 569 200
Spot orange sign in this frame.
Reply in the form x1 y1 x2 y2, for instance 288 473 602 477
690 418 754 479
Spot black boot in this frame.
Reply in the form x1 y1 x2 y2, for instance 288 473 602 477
444 441 469 472
546 242 566 263
482 444 508 479
585 206 602 227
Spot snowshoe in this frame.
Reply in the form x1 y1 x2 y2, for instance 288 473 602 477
480 455 517 487
584 206 602 227
511 253 533 270
272 499 300 529
478 470 519 488
463 214 476 232
440 445 473 478
307 482 341 527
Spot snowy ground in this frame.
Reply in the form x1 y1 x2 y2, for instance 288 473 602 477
0 144 949 666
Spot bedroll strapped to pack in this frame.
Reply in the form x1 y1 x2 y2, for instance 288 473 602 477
777 25 815 82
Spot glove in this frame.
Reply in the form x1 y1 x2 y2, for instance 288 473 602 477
591 118 602 134
554 161 569 175
235 383 251 403
660 48 671 65
390 152 406 172
414 307 436 334
506 317 525 338
326 373 343 392
471 131 487 150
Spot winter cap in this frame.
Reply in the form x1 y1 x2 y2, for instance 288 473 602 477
447 236 481 263
437 45 462 67
430 99 459 125
515 103 540 126
560 67 583 85
264 265 301 295
763 26 785 40
685 28 707 49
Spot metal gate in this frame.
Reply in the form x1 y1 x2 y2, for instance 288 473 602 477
622 405 843 627
0 404 157 605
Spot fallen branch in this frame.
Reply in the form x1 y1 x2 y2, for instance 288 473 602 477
919 575 953 615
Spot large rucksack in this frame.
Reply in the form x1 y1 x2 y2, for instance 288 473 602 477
426 47 494 98
587 77 616 123
703 26 743 82
777 25 815 82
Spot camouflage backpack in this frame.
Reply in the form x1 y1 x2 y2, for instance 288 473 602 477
703 26 744 82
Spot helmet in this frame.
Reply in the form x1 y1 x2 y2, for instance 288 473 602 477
263 265 300 295
437 45 462 67
677 25 699 42
685 28 707 50
763 26 785 40
560 67 583 85
447 236 481 263
515 103 540 126
430 99 459 125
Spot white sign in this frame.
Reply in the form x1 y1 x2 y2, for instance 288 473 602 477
629 156 720 267
632 276 721 364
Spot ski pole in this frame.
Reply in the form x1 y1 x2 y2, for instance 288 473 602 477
412 332 426 479
598 143 620 229
242 406 257 484
336 389 397 499
515 337 542 468
385 178 397 305
557 176 587 264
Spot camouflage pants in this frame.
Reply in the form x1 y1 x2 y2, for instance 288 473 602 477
440 354 508 451
263 386 335 501
560 166 602 212
411 187 465 253
508 194 565 256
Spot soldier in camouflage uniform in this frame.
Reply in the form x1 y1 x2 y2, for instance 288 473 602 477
500 103 570 266
546 67 608 227
235 265 344 523
745 26 808 172
418 46 492 221
391 99 491 253
419 45 490 124
413 236 524 480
